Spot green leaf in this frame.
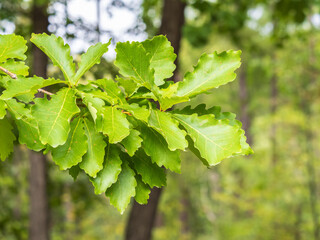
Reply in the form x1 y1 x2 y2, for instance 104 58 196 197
69 165 81 181
174 113 242 166
73 40 111 84
0 100 6 119
237 129 253 155
148 109 187 151
121 129 142 156
185 135 209 167
0 60 29 76
134 175 151 205
172 104 208 115
117 77 138 96
93 78 126 105
130 87 157 100
114 41 155 90
176 50 241 97
211 108 253 155
78 91 105 129
175 104 253 155
16 116 45 152
106 162 137 214
0 76 63 100
157 83 189 111
139 123 181 173
90 144 122 194
32 88 80 147
5 98 31 119
0 34 27 61
51 117 87 170
84 89 115 105
80 118 107 177
31 33 75 84
3 99 43 151
131 149 166 188
0 118 16 161
102 106 130 143
0 76 8 88
120 104 150 123
142 35 176 86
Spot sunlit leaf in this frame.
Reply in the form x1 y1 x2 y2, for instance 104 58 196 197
80 118 107 177
142 35 176 86
51 117 87 170
148 109 188 151
90 144 122 194
0 117 16 161
31 33 75 84
73 40 111 84
32 88 80 147
106 162 137 214
121 129 142 156
176 50 241 97
0 34 27 61
174 113 242 166
102 106 130 143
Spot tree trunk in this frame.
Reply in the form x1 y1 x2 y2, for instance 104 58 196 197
125 1 185 240
239 67 252 145
29 2 49 240
29 152 49 240
159 0 186 83
125 188 163 240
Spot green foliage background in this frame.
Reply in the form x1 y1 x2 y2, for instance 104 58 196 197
1 0 320 240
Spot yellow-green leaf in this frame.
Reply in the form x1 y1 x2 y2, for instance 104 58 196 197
102 106 130 143
51 117 87 170
80 118 107 177
31 33 75 84
32 88 80 147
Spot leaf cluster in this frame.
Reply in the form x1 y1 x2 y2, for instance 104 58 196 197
0 33 252 213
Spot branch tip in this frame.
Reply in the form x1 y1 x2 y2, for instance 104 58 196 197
0 66 17 79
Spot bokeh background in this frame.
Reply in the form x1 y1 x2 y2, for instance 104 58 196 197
1 0 320 239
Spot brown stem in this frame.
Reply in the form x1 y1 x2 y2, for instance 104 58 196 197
0 66 54 96
0 65 17 79
38 88 54 96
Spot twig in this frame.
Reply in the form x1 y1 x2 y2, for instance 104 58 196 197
0 66 17 79
0 65 54 96
38 88 54 96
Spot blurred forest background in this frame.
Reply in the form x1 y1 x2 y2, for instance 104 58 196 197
1 0 320 239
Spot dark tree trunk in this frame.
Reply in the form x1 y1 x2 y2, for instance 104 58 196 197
125 1 185 240
159 0 186 83
29 2 49 240
239 67 252 145
29 152 49 240
125 188 163 240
